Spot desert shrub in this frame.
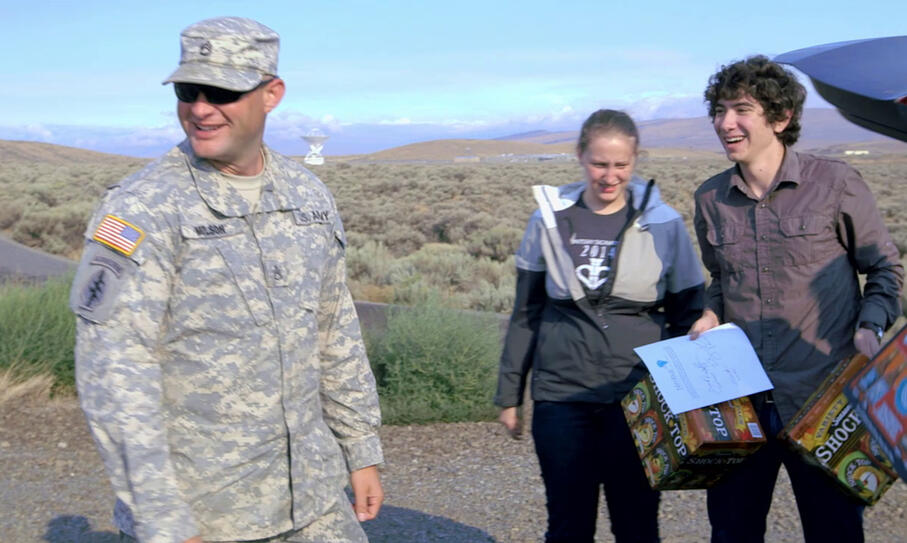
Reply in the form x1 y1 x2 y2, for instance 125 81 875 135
467 279 516 313
12 204 93 256
471 255 515 287
366 300 502 424
0 200 23 229
465 224 523 261
346 240 396 286
400 243 475 287
380 222 429 256
0 276 76 394
387 275 435 307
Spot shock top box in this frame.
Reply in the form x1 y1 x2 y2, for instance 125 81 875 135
781 354 898 505
621 373 766 490
844 324 907 484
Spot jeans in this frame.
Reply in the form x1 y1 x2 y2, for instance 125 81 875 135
532 400 660 543
707 400 865 543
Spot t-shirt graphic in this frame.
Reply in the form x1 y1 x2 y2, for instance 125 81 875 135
556 195 632 303
570 233 618 290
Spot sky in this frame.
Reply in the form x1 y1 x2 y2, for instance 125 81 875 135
1 0 904 156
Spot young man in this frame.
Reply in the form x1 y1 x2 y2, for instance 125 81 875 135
71 17 383 543
690 56 903 542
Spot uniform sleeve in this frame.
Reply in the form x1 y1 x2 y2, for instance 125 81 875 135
495 213 547 407
837 169 904 329
694 195 725 321
316 213 384 472
663 217 705 338
72 195 199 543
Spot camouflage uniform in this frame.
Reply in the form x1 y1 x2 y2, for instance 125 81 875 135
71 141 383 543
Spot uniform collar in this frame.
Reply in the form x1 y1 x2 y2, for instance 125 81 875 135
180 141 303 217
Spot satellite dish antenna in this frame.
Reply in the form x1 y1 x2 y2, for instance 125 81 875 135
302 128 329 165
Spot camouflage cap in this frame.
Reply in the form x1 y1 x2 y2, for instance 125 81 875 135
163 17 279 92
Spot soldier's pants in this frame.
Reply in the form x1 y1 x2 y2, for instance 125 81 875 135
119 491 368 543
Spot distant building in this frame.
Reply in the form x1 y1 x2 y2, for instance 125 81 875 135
844 150 870 156
454 156 480 163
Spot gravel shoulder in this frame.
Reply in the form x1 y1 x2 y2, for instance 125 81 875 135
1 397 905 542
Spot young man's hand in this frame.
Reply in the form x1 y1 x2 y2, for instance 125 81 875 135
688 309 720 340
854 328 882 358
350 465 383 522
499 406 523 439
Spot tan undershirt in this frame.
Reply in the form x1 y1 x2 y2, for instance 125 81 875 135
222 150 267 209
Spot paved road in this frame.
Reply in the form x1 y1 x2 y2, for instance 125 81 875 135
0 235 75 281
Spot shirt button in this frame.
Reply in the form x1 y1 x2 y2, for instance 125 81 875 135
767 331 773 337
762 266 769 272
760 203 767 208
766 298 773 304
761 234 767 240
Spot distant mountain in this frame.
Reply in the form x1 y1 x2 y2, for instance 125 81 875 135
2 107 904 167
494 109 905 153
491 130 552 141
362 138 575 161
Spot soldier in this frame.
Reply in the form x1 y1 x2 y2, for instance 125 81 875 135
70 17 383 543
690 56 903 542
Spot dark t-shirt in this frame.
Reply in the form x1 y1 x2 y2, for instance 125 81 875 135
555 194 633 304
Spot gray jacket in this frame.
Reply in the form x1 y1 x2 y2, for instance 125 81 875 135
496 177 705 407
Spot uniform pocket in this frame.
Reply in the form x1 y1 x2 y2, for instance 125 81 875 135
177 218 273 328
217 243 274 326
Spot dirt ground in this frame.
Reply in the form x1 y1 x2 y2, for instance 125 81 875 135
2 395 905 543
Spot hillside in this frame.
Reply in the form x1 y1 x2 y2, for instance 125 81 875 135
0 140 148 167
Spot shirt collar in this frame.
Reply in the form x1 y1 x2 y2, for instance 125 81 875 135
725 147 802 199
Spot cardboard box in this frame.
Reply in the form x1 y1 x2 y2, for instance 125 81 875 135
782 354 898 505
844 324 907 483
621 374 766 489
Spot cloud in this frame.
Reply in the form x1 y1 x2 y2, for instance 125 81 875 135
626 94 706 121
0 124 56 142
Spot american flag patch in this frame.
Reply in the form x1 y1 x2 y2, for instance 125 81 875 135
92 215 145 256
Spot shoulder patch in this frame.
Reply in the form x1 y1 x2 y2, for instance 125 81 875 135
70 244 138 323
92 215 145 256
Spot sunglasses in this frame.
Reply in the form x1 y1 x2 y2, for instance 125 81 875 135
174 79 273 105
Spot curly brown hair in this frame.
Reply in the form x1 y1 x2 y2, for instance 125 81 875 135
704 55 806 146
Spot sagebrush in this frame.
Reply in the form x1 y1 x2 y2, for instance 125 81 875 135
365 300 503 425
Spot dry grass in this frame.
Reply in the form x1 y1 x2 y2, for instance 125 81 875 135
0 367 55 406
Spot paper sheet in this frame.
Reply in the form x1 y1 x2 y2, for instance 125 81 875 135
633 323 773 414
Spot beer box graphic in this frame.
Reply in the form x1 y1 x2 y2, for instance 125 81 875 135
621 374 766 489
782 354 898 505
844 324 907 483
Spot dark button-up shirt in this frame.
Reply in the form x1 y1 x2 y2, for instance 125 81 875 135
694 150 903 423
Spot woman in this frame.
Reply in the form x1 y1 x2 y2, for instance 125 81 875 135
495 109 705 542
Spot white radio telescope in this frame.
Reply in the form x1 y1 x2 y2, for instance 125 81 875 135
302 128 329 165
